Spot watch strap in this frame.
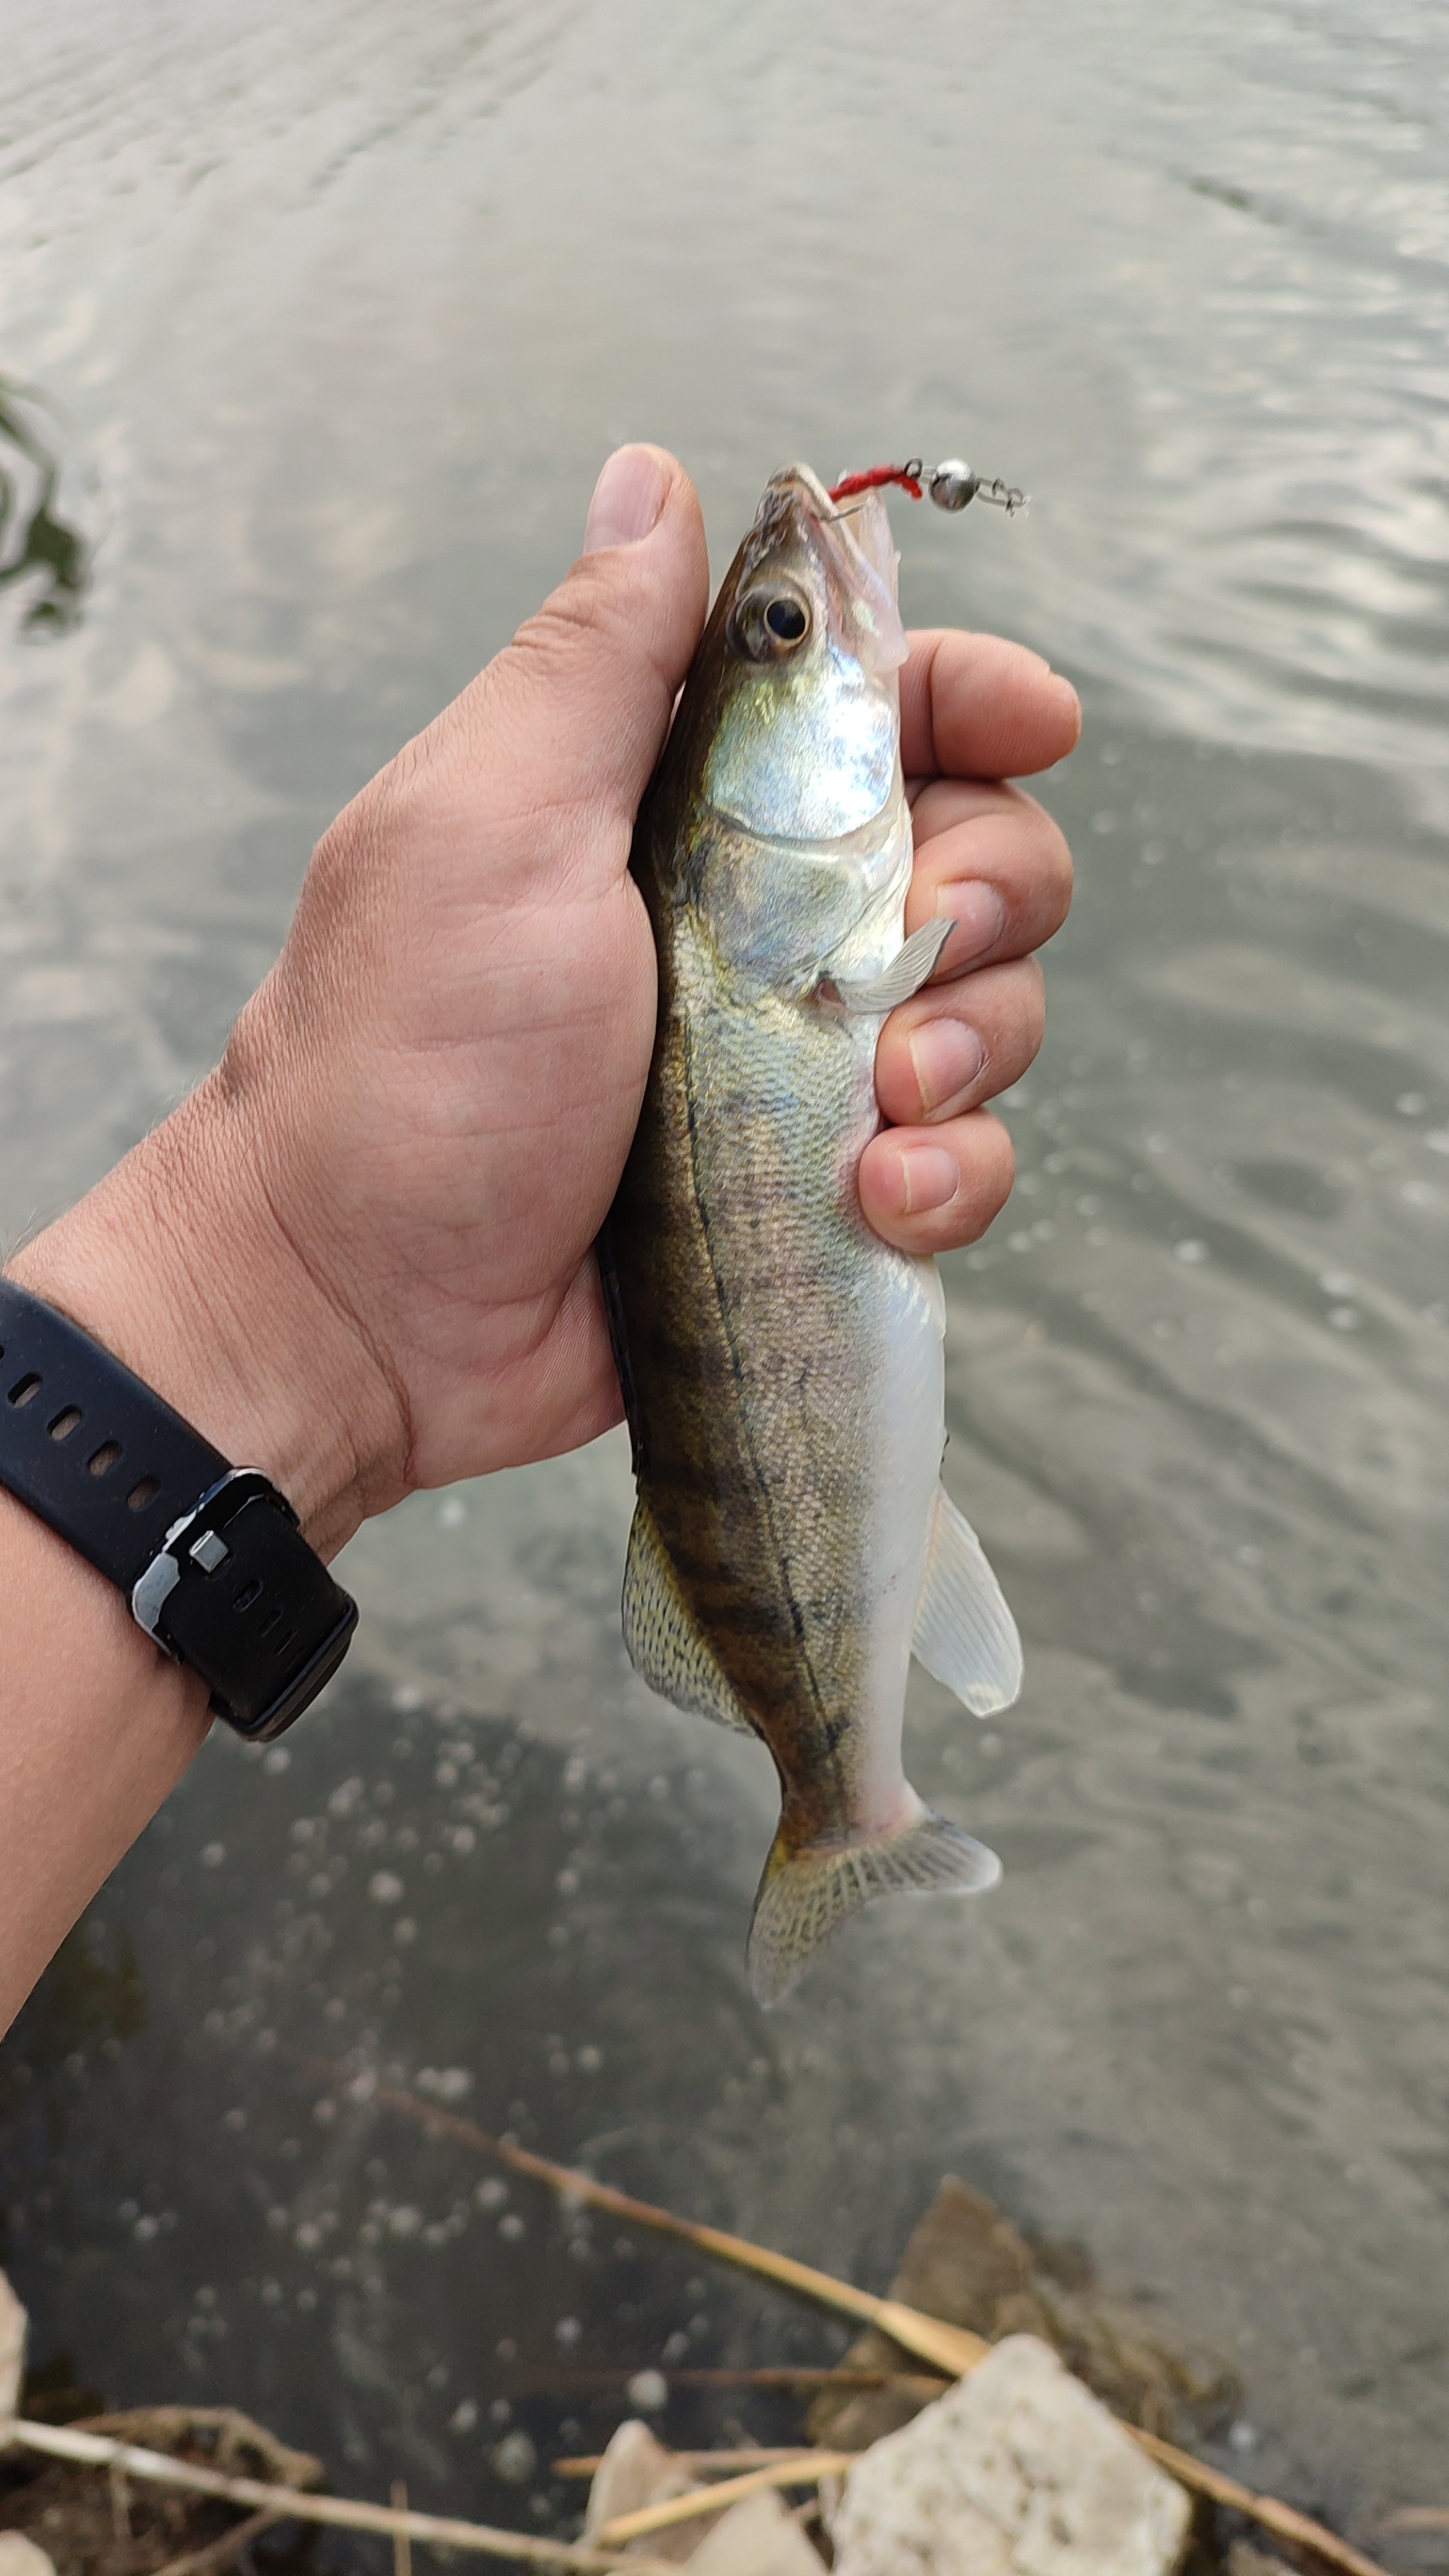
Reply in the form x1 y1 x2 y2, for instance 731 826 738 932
0 1278 357 1740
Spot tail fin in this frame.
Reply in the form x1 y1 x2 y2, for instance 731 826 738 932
746 1806 1000 2006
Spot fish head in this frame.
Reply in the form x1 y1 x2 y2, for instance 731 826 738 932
698 463 908 845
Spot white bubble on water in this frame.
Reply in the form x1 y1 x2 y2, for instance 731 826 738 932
492 2432 536 2485
449 2400 478 2435
417 2067 467 2100
368 1871 404 1905
626 2369 667 2413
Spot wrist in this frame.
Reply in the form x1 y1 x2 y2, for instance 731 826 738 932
6 1073 406 1558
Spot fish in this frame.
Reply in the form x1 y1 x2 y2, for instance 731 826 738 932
601 461 1022 2004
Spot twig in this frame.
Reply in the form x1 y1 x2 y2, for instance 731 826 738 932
596 2453 855 2547
537 2367 947 2396
347 2065 1396 2576
1131 2431 1390 2576
347 2067 986 2379
557 2449 817 2478
1382 2509 1449 2532
393 2479 412 2576
154 2509 280 2576
0 2420 679 2575
109 2461 132 2542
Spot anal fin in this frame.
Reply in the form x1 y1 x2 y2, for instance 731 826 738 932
831 917 954 1013
912 1483 1022 1715
747 1806 1000 2006
622 1501 756 1736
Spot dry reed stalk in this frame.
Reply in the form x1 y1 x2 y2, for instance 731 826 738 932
0 2420 679 2575
153 2508 280 2576
356 2072 986 2377
594 2452 856 2547
541 2368 947 2397
1382 2510 1449 2532
393 2478 413 2576
555 2449 817 2478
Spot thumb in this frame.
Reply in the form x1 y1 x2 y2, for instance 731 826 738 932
431 444 710 860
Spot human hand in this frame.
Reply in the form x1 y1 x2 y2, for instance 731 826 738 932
15 448 1076 1554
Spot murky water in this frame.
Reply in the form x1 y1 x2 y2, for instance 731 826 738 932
3 0 1449 2547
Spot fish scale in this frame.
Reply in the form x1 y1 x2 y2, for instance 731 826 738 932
603 461 1022 2004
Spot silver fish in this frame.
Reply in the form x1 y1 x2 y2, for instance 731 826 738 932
604 462 1022 2002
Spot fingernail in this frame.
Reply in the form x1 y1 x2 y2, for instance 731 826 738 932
584 445 668 552
932 880 1007 961
907 1018 986 1114
895 1143 960 1216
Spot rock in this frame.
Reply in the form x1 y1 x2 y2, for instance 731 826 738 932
829 2333 1191 2576
683 2491 824 2573
809 2177 1236 2451
810 2176 1041 2450
584 2419 718 2563
0 2541 55 2576
0 2272 26 2427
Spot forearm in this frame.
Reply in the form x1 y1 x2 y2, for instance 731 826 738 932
0 1078 396 2037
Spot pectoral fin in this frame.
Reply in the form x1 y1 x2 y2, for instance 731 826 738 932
831 917 954 1013
911 1483 1023 1715
622 1501 757 1736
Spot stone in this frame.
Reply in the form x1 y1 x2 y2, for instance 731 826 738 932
0 2542 55 2576
0 2273 26 2427
829 2333 1191 2576
683 2490 824 2573
584 2419 720 2563
809 2177 1236 2452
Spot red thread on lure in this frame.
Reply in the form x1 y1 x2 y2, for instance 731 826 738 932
828 462 925 502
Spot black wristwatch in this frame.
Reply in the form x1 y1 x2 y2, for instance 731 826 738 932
0 1279 357 1740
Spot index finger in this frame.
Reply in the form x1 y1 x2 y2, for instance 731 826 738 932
901 629 1081 782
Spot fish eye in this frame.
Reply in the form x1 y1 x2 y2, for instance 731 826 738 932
729 584 813 662
764 596 807 642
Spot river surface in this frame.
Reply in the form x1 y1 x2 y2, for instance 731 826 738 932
2 0 1448 2551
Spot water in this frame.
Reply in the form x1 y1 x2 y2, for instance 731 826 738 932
2 0 1448 2545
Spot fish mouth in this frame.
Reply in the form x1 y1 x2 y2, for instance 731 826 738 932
745 461 908 679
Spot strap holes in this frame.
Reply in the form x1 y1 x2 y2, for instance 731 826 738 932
7 1373 42 1408
258 1607 283 1636
126 1475 160 1512
233 1578 262 1613
272 1628 296 1656
47 1407 82 1442
87 1440 122 1477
